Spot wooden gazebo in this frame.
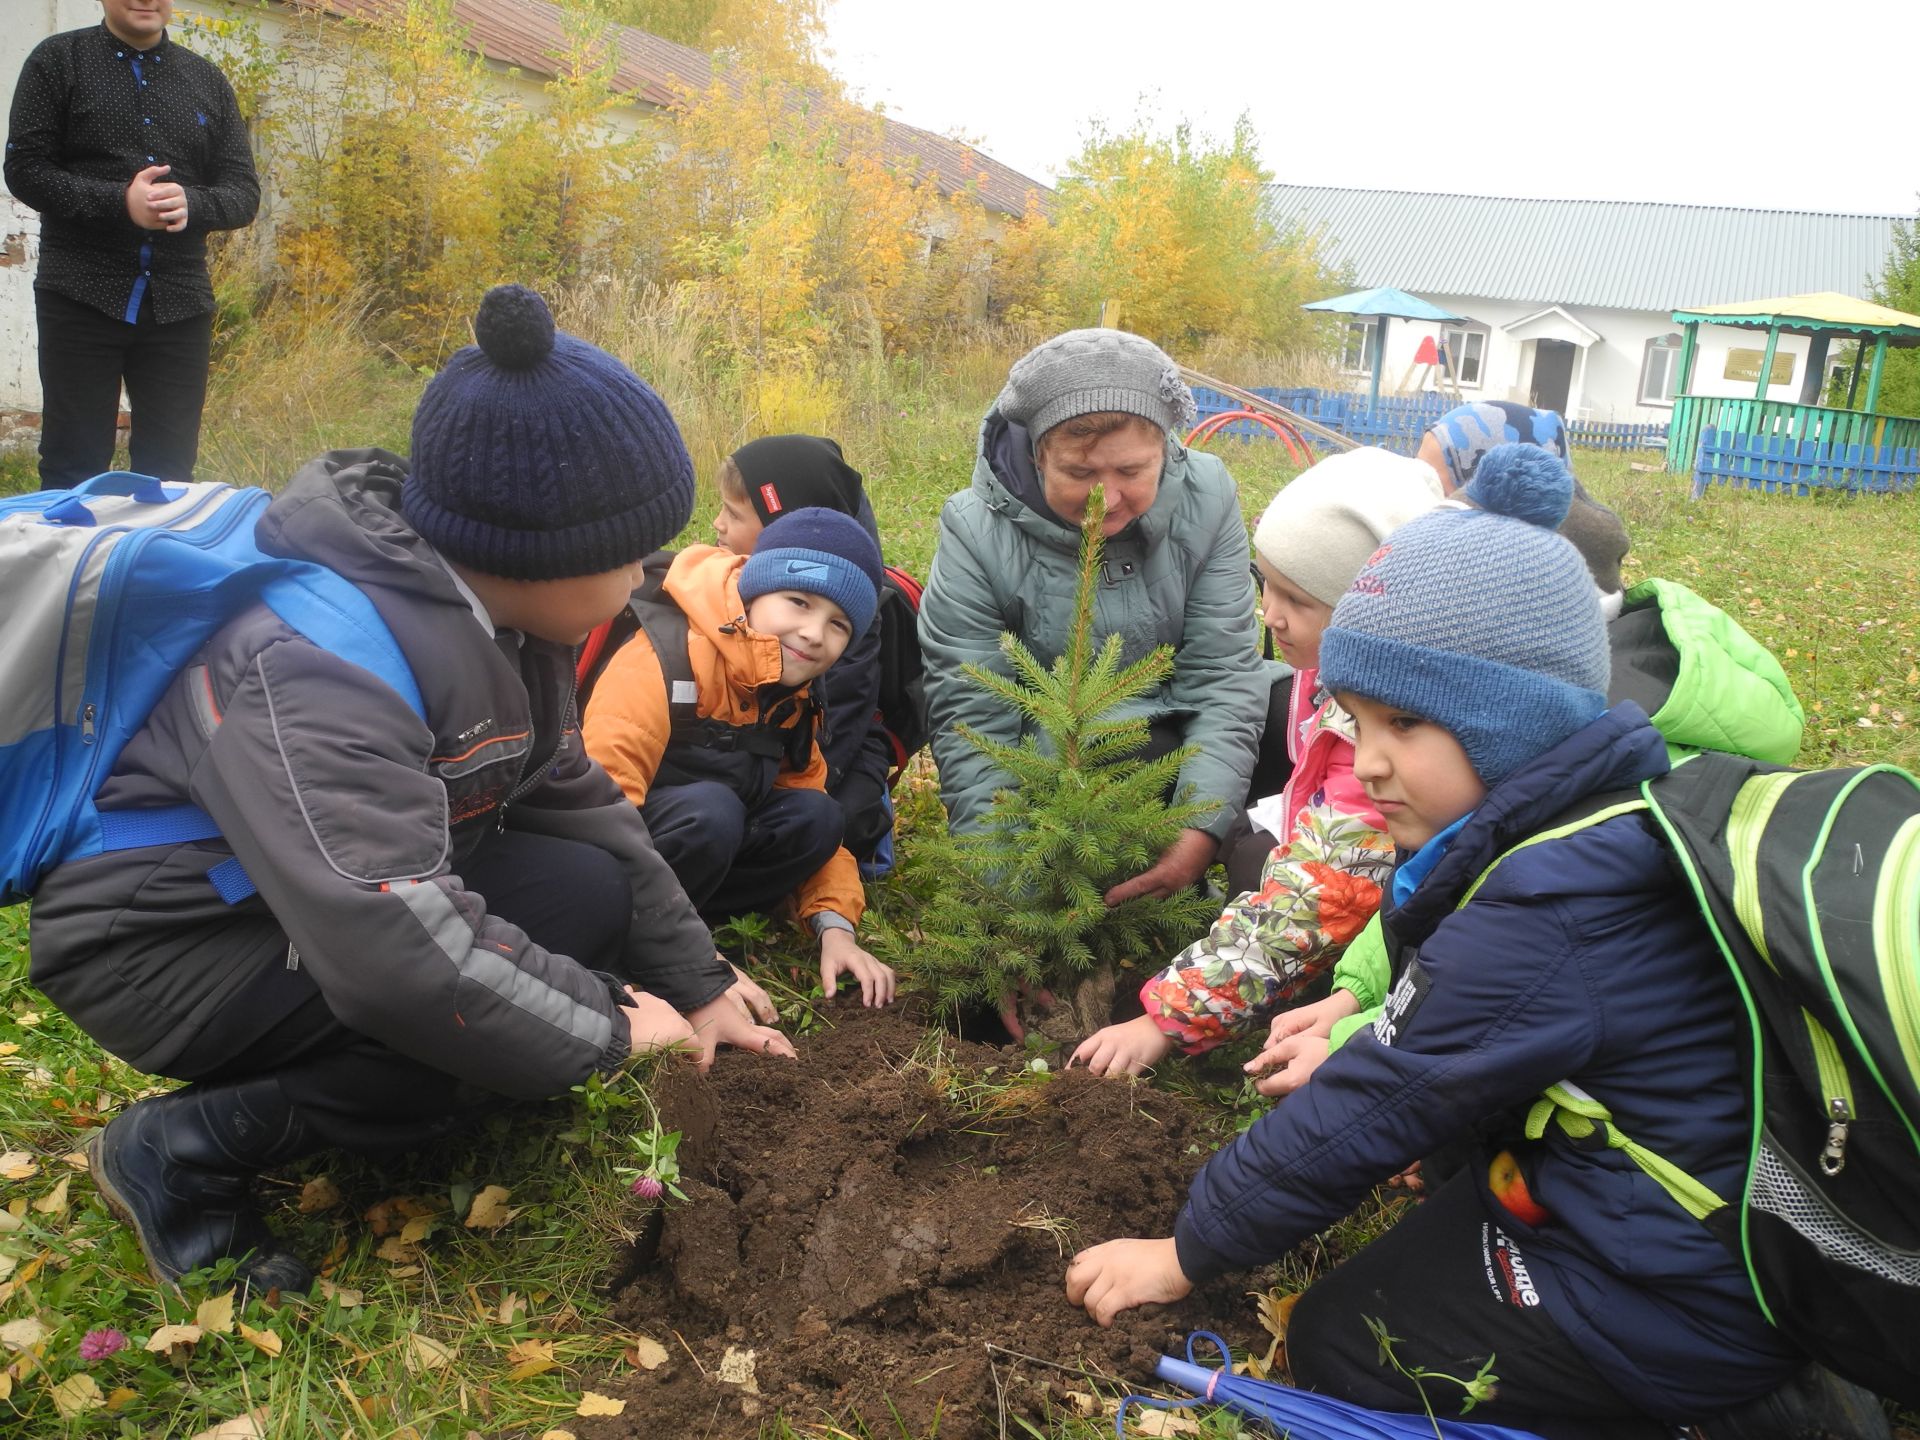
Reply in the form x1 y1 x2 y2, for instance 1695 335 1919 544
1663 292 1920 473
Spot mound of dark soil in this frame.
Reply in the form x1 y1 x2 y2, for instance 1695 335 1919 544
581 1003 1260 1439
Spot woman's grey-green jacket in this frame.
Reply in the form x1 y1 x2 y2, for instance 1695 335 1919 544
917 413 1271 841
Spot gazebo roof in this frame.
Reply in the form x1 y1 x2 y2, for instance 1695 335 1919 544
1301 286 1465 323
1671 291 1920 344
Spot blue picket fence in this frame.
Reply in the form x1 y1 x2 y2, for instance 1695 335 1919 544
1692 426 1920 499
1188 386 1666 455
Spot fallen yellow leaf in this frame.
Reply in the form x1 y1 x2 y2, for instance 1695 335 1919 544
0 1042 18 1056
0 1370 10 1401
237 1322 283 1357
389 1264 423 1279
49 1371 104 1418
0 1152 37 1181
314 1278 363 1308
187 1404 270 1440
60 1151 89 1171
374 1235 419 1264
30 1176 69 1216
407 1334 454 1373
496 1290 524 1325
196 1289 236 1334
144 1323 204 1353
0 1256 14 1284
464 1184 515 1230
398 1215 435 1245
538 1432 578 1440
625 1337 668 1371
575 1392 626 1417
106 1384 138 1410
297 1177 342 1213
0 1317 48 1351
505 1338 557 1381
14 1013 41 1028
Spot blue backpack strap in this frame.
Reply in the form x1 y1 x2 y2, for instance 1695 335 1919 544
97 565 426 906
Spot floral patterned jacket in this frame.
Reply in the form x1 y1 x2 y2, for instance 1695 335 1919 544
1140 683 1394 1054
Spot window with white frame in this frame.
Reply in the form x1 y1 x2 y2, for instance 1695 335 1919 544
1341 319 1378 374
1441 326 1487 387
1640 334 1682 406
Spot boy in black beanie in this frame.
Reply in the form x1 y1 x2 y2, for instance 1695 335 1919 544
31 285 788 1297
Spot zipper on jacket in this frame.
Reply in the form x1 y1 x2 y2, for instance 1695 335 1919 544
496 665 579 832
1803 1010 1855 1175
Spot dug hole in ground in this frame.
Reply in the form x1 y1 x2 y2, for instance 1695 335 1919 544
577 1001 1271 1440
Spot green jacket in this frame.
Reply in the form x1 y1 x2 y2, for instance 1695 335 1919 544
1327 577 1807 1050
918 413 1271 840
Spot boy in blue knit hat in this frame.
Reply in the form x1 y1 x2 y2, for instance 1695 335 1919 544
1067 445 1804 1438
33 284 790 1297
583 508 898 1008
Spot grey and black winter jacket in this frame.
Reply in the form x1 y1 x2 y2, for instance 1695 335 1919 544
28 451 732 1098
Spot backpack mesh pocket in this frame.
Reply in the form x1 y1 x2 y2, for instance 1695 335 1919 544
1750 1142 1920 1286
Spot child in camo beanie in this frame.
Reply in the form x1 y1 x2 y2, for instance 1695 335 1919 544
1317 443 1610 787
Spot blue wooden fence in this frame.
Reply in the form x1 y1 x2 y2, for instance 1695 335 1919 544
1189 387 1667 455
1691 426 1920 499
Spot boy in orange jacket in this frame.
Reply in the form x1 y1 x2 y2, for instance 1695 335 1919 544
582 508 896 1006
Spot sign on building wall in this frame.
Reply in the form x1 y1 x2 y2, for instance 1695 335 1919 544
1722 347 1795 386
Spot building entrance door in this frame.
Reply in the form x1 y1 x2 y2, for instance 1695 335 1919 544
1531 340 1575 412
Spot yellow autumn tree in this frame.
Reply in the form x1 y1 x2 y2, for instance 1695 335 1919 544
1049 114 1338 351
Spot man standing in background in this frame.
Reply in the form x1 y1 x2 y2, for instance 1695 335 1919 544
5 0 258 488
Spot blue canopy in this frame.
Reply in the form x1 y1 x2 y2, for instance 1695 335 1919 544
1302 287 1466 414
1303 286 1466 323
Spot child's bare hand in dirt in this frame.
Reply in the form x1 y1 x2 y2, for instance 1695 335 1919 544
996 983 1056 1043
684 986 795 1071
819 928 896 1008
1245 1031 1330 1098
1069 1015 1173 1076
622 987 698 1060
727 962 777 1023
1065 1238 1193 1327
1387 1159 1426 1196
1103 828 1218 906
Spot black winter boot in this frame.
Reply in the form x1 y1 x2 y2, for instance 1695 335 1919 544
1695 1363 1893 1440
88 1076 318 1295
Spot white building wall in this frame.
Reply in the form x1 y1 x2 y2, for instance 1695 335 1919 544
1343 296 1695 422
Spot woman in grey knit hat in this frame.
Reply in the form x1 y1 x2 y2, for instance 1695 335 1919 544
918 328 1280 908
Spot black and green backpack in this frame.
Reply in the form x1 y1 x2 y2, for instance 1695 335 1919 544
1511 750 1920 1404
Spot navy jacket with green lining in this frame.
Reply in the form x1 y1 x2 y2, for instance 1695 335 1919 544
1173 703 1802 1419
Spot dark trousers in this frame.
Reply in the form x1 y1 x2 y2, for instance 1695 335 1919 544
830 767 893 863
159 829 633 1154
1287 1172 1671 1440
641 781 844 922
35 287 214 489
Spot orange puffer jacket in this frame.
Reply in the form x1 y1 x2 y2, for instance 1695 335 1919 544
581 546 864 926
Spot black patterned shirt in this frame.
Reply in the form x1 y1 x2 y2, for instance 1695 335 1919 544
4 23 258 325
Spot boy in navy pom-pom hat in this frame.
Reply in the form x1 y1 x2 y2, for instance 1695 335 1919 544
1067 443 1802 1435
582 507 898 1010
38 285 789 1301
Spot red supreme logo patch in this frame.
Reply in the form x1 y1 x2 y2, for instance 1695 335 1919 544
759 483 783 514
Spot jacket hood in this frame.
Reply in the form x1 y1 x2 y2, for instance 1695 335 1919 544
1609 578 1804 765
972 409 1185 551
1394 701 1669 939
256 449 469 612
661 545 788 696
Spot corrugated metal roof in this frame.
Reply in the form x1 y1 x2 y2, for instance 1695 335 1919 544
279 0 1050 217
1264 185 1903 313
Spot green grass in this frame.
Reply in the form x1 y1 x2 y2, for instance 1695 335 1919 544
3 397 1917 1434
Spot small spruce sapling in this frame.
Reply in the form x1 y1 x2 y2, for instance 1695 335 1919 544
917 491 1218 1039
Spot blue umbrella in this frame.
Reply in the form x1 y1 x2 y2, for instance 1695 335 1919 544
1302 287 1467 420
1118 1332 1544 1439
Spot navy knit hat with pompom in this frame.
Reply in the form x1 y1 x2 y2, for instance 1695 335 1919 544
404 285 695 580
1317 443 1610 786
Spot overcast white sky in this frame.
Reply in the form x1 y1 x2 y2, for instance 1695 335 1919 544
824 0 1920 215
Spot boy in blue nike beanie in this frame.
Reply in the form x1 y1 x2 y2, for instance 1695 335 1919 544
583 508 897 1008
